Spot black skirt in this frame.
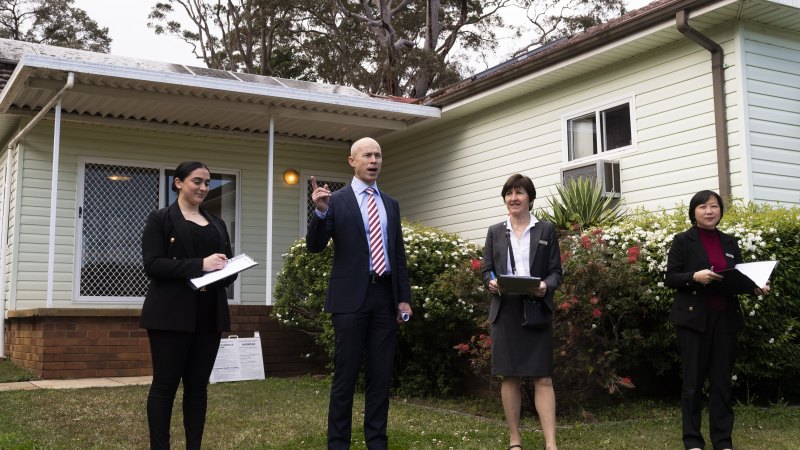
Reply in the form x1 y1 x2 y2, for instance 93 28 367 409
491 293 553 377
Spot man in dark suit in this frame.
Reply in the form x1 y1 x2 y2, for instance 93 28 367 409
306 137 412 450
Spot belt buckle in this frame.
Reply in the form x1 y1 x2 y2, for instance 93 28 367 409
199 286 208 292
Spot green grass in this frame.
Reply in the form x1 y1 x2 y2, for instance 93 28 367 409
0 375 798 449
0 359 38 383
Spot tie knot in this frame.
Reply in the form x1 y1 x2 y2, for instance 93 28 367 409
365 187 374 196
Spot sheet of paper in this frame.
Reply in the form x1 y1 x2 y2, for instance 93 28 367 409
733 260 778 288
189 253 258 290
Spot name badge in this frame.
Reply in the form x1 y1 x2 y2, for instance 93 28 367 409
725 253 734 259
539 240 548 245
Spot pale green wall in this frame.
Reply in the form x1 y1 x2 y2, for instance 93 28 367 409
381 24 746 244
8 120 349 309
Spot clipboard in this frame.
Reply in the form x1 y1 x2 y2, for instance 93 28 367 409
189 253 258 290
714 260 777 296
497 275 541 295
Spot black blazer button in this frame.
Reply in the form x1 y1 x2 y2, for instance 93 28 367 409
170 237 175 243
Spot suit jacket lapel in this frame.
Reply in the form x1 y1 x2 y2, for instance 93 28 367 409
686 227 711 269
497 222 510 275
342 184 367 242
379 193 396 256
168 202 197 257
528 222 544 273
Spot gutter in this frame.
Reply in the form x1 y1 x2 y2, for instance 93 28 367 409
0 72 74 357
676 10 731 199
425 0 725 106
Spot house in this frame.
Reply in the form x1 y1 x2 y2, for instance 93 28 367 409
380 0 800 244
0 39 439 378
1 0 799 378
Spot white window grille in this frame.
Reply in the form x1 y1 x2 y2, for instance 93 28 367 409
75 161 240 303
76 162 160 301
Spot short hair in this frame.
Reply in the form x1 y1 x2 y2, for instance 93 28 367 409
172 161 210 192
688 190 724 225
350 137 380 157
501 174 536 210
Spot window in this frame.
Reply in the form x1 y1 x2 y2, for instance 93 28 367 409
564 98 634 162
299 172 349 237
75 159 240 302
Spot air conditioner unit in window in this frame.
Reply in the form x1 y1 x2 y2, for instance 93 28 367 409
560 160 621 198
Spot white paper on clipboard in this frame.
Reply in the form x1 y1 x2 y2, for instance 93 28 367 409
189 253 258 290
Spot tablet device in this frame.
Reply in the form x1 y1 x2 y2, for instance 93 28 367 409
497 274 541 295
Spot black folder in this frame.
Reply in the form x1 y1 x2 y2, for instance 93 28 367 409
497 275 541 295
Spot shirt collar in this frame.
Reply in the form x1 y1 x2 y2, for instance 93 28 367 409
505 213 538 232
352 176 379 197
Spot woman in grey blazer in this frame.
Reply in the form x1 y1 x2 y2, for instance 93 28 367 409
482 174 563 450
140 161 236 450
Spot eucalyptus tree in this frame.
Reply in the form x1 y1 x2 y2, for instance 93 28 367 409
0 0 110 52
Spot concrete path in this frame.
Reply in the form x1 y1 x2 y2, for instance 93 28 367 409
0 376 152 392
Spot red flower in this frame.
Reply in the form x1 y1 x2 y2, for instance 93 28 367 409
589 295 600 305
620 376 635 389
559 301 572 311
454 343 470 353
592 308 602 318
560 251 572 264
580 235 592 249
592 228 603 235
570 296 579 304
470 258 482 272
627 246 640 263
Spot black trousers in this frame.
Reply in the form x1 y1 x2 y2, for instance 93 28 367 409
677 311 737 450
146 329 222 450
328 281 397 450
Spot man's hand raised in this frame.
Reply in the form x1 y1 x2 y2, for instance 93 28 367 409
310 176 331 213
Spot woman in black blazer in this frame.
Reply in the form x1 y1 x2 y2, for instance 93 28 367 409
665 190 768 450
482 174 563 450
140 161 236 450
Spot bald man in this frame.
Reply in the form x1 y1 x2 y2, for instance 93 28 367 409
306 137 412 450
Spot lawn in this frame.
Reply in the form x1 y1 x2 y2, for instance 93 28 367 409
1 368 798 449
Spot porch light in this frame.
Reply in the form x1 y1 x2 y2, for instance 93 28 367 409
106 174 131 182
283 169 299 185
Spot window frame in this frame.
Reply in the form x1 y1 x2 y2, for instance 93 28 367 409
561 95 637 166
73 157 242 304
298 170 350 238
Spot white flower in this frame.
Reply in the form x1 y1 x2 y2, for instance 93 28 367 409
769 338 775 344
731 374 738 381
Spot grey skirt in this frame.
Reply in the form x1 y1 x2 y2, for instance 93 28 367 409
490 293 553 377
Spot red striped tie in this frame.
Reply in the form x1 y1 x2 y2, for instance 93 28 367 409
365 187 386 275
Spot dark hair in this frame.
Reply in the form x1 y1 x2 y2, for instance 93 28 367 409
501 174 536 211
172 161 210 192
688 190 724 225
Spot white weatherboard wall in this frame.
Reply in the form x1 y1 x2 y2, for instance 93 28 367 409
742 25 800 205
383 24 744 243
7 120 348 309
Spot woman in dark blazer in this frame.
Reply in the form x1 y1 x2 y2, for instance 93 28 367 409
665 190 768 450
482 174 563 450
140 161 236 450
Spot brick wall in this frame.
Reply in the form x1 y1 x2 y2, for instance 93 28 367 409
3 306 326 379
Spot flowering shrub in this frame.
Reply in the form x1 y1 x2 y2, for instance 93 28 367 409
455 201 800 401
272 220 489 396
551 229 643 401
604 201 800 392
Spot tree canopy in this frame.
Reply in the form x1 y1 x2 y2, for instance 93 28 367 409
150 0 629 98
0 0 111 52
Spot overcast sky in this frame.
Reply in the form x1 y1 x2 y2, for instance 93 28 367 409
73 0 653 70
